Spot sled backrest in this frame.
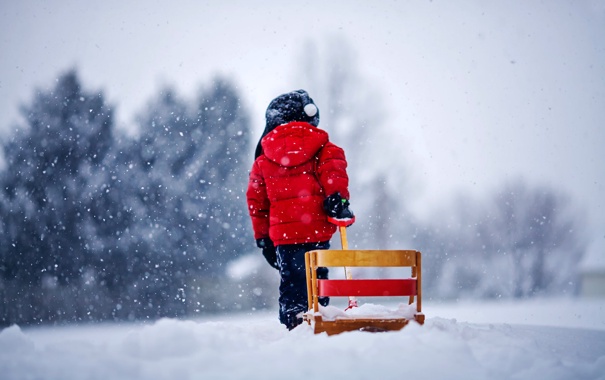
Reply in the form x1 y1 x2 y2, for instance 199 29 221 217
305 249 422 314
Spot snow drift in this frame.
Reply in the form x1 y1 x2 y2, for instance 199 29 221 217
0 298 603 380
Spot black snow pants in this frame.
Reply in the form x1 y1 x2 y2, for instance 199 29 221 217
277 241 330 330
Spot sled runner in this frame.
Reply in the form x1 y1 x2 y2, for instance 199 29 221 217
303 218 424 335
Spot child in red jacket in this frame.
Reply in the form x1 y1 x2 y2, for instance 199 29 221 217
247 90 354 330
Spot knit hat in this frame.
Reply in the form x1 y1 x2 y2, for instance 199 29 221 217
255 89 320 158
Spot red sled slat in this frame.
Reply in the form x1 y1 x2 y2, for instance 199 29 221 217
317 279 417 297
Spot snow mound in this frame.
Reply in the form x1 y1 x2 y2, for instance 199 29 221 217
1 299 604 380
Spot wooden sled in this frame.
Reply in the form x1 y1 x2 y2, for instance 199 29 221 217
303 249 425 335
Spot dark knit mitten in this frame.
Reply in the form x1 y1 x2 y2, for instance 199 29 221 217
256 238 279 270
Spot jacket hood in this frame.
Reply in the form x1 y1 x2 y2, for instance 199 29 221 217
260 122 328 167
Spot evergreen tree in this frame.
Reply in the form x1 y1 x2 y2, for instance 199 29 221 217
0 70 255 324
106 87 198 318
193 78 251 273
0 70 113 287
112 78 252 317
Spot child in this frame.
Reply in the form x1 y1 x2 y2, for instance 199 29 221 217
246 89 354 330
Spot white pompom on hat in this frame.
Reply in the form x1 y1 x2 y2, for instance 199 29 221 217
304 103 318 117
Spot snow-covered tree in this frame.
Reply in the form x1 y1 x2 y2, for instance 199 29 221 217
0 70 121 325
413 180 585 299
479 180 584 298
192 78 251 271
104 78 253 318
0 71 255 325
0 69 113 287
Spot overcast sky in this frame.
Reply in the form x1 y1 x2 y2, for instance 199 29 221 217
1 0 604 246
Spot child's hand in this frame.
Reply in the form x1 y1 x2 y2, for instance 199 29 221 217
323 192 355 222
256 238 279 270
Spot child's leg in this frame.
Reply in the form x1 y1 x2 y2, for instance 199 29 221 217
277 241 329 329
317 266 329 307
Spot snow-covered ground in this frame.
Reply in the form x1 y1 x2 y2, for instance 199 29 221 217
1 298 604 380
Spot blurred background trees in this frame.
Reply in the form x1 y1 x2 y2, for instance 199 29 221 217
412 180 585 300
294 38 585 301
0 70 255 325
0 63 586 326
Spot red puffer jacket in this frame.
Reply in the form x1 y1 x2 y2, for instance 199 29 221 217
247 121 350 246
